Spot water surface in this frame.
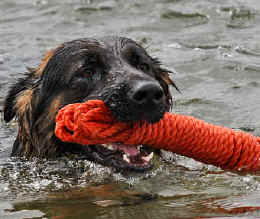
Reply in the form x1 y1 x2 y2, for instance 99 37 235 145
1 0 260 218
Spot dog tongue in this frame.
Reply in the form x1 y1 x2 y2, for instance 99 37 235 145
111 143 139 156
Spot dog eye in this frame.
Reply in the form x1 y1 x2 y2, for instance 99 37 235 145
75 66 94 77
139 63 150 72
124 49 151 72
75 55 102 77
86 55 99 66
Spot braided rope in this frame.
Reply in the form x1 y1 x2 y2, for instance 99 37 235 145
55 100 260 172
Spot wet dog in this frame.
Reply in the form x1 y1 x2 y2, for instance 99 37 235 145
4 36 178 172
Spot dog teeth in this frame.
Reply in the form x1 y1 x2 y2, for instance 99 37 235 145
102 144 114 150
142 152 154 162
123 154 130 163
107 145 114 150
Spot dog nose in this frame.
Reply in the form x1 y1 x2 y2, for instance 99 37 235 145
129 81 164 107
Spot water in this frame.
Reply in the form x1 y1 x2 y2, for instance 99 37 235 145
1 0 260 218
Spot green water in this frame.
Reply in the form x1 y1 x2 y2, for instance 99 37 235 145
1 0 260 218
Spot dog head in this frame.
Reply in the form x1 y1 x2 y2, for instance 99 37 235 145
4 36 178 172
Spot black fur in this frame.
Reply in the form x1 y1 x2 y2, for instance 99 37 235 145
4 36 177 171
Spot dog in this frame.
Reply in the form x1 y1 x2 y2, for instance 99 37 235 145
4 36 178 172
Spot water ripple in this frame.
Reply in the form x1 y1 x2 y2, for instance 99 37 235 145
161 9 209 26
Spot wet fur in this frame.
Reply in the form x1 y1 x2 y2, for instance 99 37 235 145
4 36 176 160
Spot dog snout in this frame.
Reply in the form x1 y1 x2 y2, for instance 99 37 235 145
128 81 164 109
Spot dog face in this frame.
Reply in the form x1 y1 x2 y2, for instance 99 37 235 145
4 36 177 172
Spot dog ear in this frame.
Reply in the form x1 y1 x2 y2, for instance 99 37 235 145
4 49 56 123
3 72 34 122
156 68 180 106
159 69 180 93
151 57 180 94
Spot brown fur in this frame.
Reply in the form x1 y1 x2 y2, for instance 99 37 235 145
15 89 33 116
13 51 59 157
36 49 56 77
4 37 177 169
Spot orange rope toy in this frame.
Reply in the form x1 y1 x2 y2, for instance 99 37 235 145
55 100 260 173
